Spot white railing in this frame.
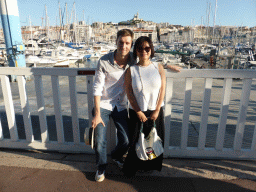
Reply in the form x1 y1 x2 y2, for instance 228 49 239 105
0 68 96 153
0 67 256 159
164 70 256 159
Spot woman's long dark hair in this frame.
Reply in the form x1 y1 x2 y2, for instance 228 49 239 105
133 36 154 60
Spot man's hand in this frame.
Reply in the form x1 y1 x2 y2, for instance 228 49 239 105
136 111 148 122
167 65 182 72
91 115 105 129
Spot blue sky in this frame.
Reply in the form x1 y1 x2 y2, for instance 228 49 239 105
17 0 256 27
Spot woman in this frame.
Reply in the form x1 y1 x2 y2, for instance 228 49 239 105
123 36 166 177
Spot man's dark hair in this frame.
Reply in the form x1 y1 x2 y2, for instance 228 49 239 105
117 29 134 40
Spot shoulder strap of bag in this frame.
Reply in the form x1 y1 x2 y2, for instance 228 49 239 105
140 122 144 133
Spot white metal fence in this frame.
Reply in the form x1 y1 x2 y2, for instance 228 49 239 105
1 67 256 159
0 68 95 153
164 70 256 159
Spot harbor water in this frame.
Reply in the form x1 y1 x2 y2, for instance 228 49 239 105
78 58 98 68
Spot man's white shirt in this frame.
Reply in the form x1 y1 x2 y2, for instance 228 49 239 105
93 51 135 112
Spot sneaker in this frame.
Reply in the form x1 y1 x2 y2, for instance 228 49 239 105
95 170 105 182
113 159 124 169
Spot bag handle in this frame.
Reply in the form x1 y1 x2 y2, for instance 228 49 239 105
139 120 156 133
140 122 144 133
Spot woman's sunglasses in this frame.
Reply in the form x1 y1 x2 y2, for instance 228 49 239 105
137 47 151 53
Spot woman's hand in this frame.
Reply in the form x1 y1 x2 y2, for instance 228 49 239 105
150 109 160 121
136 111 148 122
91 115 105 129
167 65 182 72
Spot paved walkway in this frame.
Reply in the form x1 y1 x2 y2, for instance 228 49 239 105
0 148 256 192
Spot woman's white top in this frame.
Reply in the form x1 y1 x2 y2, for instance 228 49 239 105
130 62 164 111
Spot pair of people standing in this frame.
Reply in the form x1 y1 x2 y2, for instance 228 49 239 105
92 29 181 182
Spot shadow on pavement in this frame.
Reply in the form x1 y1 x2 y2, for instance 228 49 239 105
82 172 256 192
0 164 255 192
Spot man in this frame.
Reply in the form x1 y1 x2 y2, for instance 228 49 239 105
92 29 135 182
92 29 181 182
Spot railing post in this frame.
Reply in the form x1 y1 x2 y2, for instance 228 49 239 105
51 75 64 144
215 78 232 151
1 75 18 141
0 111 3 140
181 78 193 150
17 75 34 142
164 77 174 156
34 75 49 143
198 78 213 150
234 78 252 151
69 76 80 144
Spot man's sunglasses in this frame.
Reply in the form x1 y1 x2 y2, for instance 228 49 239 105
137 47 151 53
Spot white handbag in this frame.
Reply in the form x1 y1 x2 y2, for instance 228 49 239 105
136 122 164 161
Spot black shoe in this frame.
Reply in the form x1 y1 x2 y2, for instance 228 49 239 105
113 159 124 169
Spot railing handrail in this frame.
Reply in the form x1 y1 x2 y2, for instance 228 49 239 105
1 67 256 79
0 67 97 76
165 69 256 79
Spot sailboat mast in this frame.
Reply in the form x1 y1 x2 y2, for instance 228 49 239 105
206 3 211 43
65 3 68 43
73 1 77 45
58 1 62 42
213 0 218 37
83 10 85 23
65 3 68 25
45 5 48 37
205 2 208 44
59 1 61 27
29 16 34 56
